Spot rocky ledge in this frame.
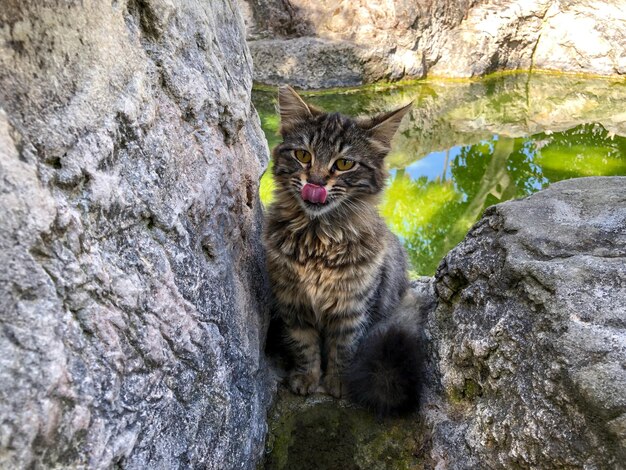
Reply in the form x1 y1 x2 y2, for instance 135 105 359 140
241 0 626 88
263 176 626 469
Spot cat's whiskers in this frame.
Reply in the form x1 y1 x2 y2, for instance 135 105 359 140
290 176 303 190
339 197 373 223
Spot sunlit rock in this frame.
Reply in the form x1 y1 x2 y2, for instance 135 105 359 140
241 0 626 87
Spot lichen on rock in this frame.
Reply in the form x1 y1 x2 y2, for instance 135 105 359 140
263 390 428 470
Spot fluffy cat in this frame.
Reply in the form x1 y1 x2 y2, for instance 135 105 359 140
263 85 422 415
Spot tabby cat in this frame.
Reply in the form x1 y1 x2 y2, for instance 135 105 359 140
263 86 422 415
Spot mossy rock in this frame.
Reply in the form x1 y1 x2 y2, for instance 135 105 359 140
262 389 427 470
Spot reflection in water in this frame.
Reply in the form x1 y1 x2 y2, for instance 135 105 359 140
254 74 626 275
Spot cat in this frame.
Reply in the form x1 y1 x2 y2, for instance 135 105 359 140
263 85 422 415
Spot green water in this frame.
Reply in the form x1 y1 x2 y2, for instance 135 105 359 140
253 73 626 276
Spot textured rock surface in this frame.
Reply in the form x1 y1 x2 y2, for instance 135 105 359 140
263 177 626 468
0 1 272 468
430 0 626 78
429 176 626 468
242 0 474 88
241 0 626 88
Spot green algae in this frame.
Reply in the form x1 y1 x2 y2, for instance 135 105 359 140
263 390 425 470
448 379 483 405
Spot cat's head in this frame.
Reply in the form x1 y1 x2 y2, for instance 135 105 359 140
271 85 411 217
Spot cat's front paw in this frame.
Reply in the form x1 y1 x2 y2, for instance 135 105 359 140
322 373 345 398
288 371 320 395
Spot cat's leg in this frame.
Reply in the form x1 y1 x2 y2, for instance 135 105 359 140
285 322 321 395
323 312 365 398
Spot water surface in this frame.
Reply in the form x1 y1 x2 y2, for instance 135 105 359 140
253 73 626 276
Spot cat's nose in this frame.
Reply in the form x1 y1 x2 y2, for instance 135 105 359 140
307 175 327 187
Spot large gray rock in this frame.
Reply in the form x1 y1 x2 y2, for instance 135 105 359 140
262 177 626 468
0 1 272 468
429 176 626 468
241 0 626 88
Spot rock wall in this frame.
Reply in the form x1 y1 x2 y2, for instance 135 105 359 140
430 0 626 78
261 177 626 469
0 1 272 468
241 0 626 88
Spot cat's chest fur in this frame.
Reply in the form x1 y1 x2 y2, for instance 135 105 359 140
266 215 387 320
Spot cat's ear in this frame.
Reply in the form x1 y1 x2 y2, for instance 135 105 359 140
277 85 322 133
359 102 413 150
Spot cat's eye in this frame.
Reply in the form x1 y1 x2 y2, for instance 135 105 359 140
294 149 312 164
334 158 355 171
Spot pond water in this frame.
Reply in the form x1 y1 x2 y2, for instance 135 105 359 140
253 73 626 276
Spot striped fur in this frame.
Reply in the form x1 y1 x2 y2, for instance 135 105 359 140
264 86 420 413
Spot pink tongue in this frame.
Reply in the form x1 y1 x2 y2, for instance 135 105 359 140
301 183 328 204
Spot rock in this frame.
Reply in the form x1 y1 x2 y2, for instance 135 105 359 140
429 0 626 78
249 37 367 89
241 0 472 88
263 390 427 470
429 176 626 468
263 177 625 468
240 0 626 88
0 1 273 469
